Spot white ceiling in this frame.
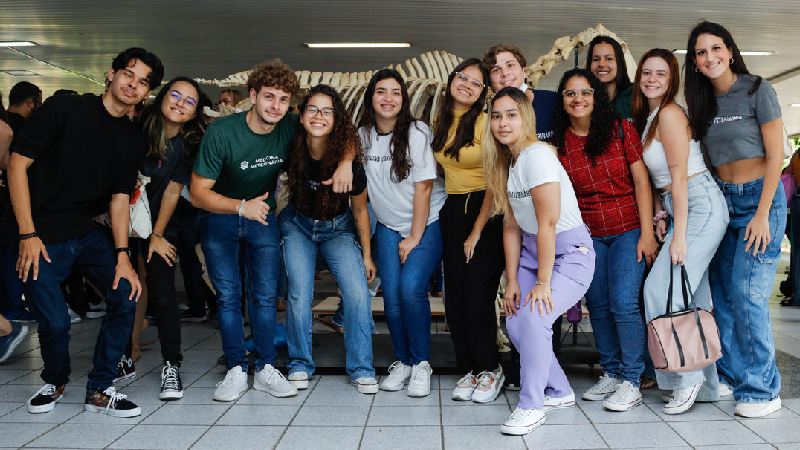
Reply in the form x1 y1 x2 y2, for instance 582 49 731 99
1 0 799 133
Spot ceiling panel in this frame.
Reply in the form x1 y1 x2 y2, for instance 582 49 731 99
0 0 798 132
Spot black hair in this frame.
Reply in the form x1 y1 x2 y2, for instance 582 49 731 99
111 47 165 89
585 36 632 100
431 58 489 161
552 68 619 163
53 89 78 96
684 20 760 141
9 81 41 106
359 68 419 183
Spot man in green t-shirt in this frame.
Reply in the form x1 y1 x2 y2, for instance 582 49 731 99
192 61 353 402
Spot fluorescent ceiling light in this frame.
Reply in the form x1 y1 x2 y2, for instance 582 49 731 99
673 49 774 56
305 42 410 48
1 70 41 76
0 41 37 47
791 104 800 108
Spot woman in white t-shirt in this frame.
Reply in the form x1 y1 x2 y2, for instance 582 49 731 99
358 69 447 398
484 87 595 435
632 48 728 415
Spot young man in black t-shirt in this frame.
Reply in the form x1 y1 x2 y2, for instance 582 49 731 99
7 47 164 418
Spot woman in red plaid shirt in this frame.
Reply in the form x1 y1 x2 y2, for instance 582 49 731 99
551 68 658 412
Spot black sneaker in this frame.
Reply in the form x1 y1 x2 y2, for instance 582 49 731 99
114 355 136 383
160 362 184 400
27 383 65 413
85 387 141 417
180 310 207 323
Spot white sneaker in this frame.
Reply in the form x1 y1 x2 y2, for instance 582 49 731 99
380 361 411 391
351 377 379 394
734 397 782 418
663 382 701 415
719 383 733 398
85 301 106 319
288 371 309 390
253 364 298 398
407 361 432 397
661 390 674 403
500 407 545 435
543 391 576 411
451 372 476 401
471 365 504 403
213 366 249 402
603 381 642 411
582 373 620 401
67 306 81 324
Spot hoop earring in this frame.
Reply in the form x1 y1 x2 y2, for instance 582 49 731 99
730 58 734 65
695 66 700 72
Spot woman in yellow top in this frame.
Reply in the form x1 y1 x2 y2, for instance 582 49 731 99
432 58 506 403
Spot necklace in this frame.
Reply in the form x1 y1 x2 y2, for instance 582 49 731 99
716 74 737 113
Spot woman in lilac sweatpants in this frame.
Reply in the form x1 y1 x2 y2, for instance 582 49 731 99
483 87 595 435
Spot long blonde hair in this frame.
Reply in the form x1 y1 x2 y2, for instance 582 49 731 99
483 87 541 218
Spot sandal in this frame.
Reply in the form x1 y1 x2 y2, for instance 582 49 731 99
314 316 343 334
640 377 657 389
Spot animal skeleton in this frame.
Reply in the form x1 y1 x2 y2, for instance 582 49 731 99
197 23 635 124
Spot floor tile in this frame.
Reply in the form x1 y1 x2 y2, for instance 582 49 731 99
107 424 209 449
443 425 527 450
236 386 311 406
291 405 369 426
367 405 441 426
523 423 608 449
216 404 300 426
743 418 800 444
191 425 284 450
141 403 230 425
0 422 57 448
275 425 362 450
28 423 133 449
304 386 375 406
669 420 766 446
595 422 687 448
441 404 512 426
362 426 441 449
373 389 440 406
579 400 662 423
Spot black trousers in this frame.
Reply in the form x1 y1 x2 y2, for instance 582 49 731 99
127 237 182 364
440 191 505 373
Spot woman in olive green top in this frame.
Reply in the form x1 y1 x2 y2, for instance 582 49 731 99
586 36 633 119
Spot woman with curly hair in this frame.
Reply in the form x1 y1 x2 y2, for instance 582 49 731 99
279 84 378 394
359 68 447 397
484 87 594 435
128 76 207 400
432 58 506 403
684 21 786 418
632 48 727 414
586 36 634 119
552 68 657 411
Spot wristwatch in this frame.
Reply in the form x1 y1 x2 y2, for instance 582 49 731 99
116 247 131 258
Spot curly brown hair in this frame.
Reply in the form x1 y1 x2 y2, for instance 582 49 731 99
287 85 363 217
247 60 299 97
482 44 527 72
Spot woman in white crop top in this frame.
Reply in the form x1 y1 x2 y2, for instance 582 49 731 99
632 48 729 414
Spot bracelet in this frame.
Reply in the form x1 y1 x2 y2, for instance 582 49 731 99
653 210 669 225
116 247 131 258
238 199 246 217
151 232 169 243
18 231 38 240
535 281 555 292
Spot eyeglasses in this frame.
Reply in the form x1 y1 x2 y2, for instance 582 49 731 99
454 72 485 90
304 105 335 118
168 90 198 110
563 88 595 99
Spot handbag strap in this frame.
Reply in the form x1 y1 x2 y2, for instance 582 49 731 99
679 265 711 360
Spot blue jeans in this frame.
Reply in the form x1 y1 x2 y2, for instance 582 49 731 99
279 204 374 380
22 229 134 391
201 212 280 370
373 221 442 365
644 171 728 400
711 177 786 403
585 227 645 386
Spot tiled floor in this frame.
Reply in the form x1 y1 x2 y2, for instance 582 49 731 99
2 259 800 449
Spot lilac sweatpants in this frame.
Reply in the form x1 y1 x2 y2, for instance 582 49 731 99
506 225 595 410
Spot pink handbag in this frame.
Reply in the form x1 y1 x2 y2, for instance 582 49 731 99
781 173 795 208
647 265 722 373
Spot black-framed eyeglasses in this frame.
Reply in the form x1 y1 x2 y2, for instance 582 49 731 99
563 88 595 99
304 105 335 118
168 90 198 110
454 72 484 90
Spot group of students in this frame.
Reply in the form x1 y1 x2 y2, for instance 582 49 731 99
0 19 787 436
